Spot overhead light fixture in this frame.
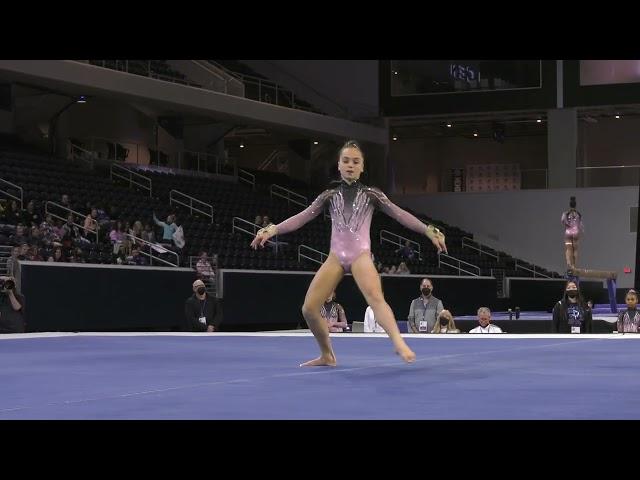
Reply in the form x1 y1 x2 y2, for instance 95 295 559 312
615 114 621 119
76 95 87 103
473 132 479 137
240 142 245 148
313 141 319 145
446 123 452 128
393 71 398 75
536 118 542 123
392 135 398 141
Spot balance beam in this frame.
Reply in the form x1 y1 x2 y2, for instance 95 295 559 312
567 268 617 280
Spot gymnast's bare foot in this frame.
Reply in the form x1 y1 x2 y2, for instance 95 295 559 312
396 345 416 363
300 354 337 367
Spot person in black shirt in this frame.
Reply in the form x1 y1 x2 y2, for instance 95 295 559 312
552 280 592 333
0 276 25 334
184 279 221 332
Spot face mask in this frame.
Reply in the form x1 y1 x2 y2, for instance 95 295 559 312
439 317 449 326
421 288 432 296
196 287 206 295
566 291 578 298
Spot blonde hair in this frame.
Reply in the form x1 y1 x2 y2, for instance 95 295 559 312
431 310 459 334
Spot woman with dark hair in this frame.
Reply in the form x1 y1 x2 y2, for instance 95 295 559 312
552 280 592 333
561 196 584 269
251 140 447 366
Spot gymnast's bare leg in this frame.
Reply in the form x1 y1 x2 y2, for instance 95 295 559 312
350 252 416 363
299 253 344 367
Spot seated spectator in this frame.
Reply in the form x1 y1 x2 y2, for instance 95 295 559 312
29 227 44 248
18 242 29 260
551 281 592 334
364 305 385 333
195 251 215 281
126 247 147 266
431 310 460 333
395 239 416 261
469 307 503 333
52 219 66 241
254 215 263 227
617 289 640 333
130 220 143 239
382 266 390 274
9 223 29 246
83 208 98 242
388 265 397 275
39 215 60 246
109 221 126 253
184 279 221 332
141 223 156 243
21 200 41 227
262 215 272 228
52 247 66 263
6 247 19 276
320 291 348 333
60 193 73 211
95 206 111 227
63 213 82 243
397 261 411 275
6 200 21 225
375 261 383 273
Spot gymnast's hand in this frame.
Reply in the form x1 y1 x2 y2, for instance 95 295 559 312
426 225 448 254
250 224 277 249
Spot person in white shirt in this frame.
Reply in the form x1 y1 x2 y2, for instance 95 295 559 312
469 307 503 333
364 305 385 333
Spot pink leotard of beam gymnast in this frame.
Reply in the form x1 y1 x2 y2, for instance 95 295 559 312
561 210 583 239
275 180 429 272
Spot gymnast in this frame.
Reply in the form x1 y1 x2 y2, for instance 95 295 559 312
562 196 584 270
251 140 447 366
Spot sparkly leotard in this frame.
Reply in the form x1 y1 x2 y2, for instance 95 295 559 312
275 180 429 272
562 210 583 239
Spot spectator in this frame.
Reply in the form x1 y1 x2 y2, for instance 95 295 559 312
21 200 41 227
431 310 460 333
469 307 503 333
9 223 29 246
364 305 385 333
83 208 98 242
407 278 444 333
60 193 72 210
126 247 147 266
388 265 397 275
96 206 111 227
551 281 592 333
130 220 143 239
39 215 60 246
395 239 416 261
382 266 390 274
28 244 43 262
397 261 411 275
52 247 66 263
6 247 19 277
153 212 177 244
184 279 221 332
254 215 263 227
0 276 25 334
18 242 29 260
195 251 215 281
262 215 271 228
6 200 22 225
109 221 126 254
141 223 156 244
617 289 640 333
52 219 65 241
320 291 348 333
63 213 82 243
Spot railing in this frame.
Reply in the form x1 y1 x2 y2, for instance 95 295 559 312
461 237 499 261
110 164 152 197
270 184 307 208
84 60 203 89
514 260 551 278
125 233 179 267
170 190 213 224
238 169 256 190
232 217 279 252
0 177 23 210
379 229 422 260
298 244 328 266
67 141 96 168
86 136 143 164
576 165 640 188
438 253 481 276
45 201 99 242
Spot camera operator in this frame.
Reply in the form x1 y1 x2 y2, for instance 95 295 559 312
0 276 25 334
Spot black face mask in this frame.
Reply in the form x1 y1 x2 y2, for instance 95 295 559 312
421 288 432 296
566 291 578 298
439 317 449 326
196 287 206 295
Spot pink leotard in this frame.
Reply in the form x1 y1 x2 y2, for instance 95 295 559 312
275 180 428 272
562 210 583 239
